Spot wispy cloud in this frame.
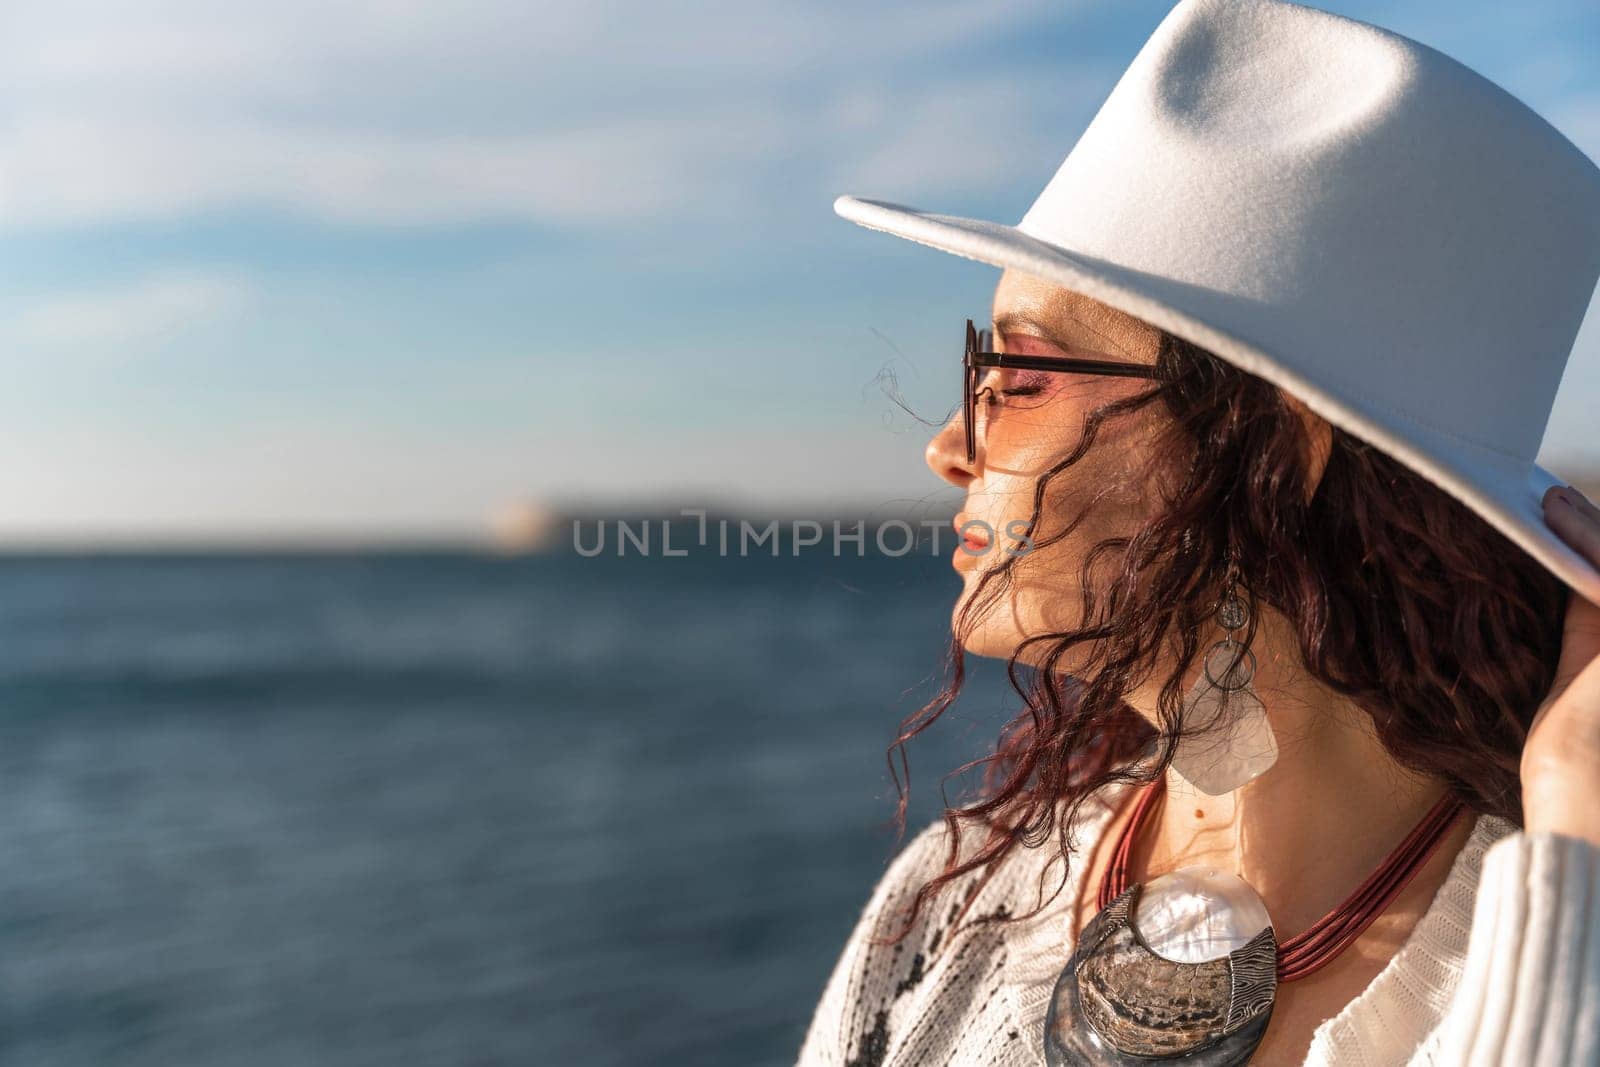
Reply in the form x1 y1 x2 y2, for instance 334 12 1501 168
826 68 1115 203
12 272 250 347
0 0 1083 231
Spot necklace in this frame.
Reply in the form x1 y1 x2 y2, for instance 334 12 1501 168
1043 775 1466 1065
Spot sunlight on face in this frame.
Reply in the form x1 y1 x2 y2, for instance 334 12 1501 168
925 269 1175 669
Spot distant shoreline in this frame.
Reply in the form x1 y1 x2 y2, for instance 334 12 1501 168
1 470 1593 556
0 498 968 557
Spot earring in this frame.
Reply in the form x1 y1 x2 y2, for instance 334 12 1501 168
1168 571 1278 796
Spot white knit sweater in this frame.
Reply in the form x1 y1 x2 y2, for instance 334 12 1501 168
795 776 1600 1066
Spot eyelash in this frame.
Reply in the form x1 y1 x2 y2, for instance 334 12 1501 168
984 384 1046 403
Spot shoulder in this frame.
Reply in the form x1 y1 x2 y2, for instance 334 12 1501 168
797 785 1134 1067
825 814 975 971
795 812 1035 1067
1395 824 1600 1066
793 815 972 1066
867 816 965 918
1303 811 1545 1065
876 816 957 899
860 787 1129 942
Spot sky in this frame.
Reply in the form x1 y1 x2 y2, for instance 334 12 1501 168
1 0 1597 544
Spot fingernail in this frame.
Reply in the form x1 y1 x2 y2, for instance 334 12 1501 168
1551 489 1574 508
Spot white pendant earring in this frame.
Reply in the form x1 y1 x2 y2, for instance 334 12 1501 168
1169 574 1278 796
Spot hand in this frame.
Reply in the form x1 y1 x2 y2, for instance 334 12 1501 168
1522 484 1600 845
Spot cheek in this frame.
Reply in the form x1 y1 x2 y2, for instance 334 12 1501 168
983 398 1085 470
984 380 1153 469
996 446 1168 595
988 418 1162 523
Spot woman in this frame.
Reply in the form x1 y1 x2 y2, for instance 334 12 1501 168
795 1 1600 1064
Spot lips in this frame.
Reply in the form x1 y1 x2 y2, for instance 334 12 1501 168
953 513 991 550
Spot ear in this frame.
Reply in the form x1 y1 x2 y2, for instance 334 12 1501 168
1281 391 1334 504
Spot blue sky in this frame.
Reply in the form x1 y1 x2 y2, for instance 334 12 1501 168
1 0 1596 543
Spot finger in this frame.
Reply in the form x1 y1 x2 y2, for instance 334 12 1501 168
1544 486 1600 570
1540 487 1600 688
1567 485 1600 524
1553 587 1600 696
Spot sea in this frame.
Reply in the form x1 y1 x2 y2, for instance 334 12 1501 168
0 538 1021 1066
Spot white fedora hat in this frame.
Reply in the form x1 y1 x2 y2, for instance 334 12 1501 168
834 0 1600 605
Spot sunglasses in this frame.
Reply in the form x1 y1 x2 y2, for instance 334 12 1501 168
963 318 1165 463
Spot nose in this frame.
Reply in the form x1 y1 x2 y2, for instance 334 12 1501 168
926 408 977 488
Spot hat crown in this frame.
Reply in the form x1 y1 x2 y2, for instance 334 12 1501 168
1017 0 1600 463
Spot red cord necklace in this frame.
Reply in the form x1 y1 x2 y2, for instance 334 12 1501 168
1096 774 1467 981
1044 776 1470 1064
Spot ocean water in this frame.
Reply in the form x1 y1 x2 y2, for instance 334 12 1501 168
0 547 1018 1066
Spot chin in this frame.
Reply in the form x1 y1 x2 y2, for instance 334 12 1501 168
949 603 1033 663
950 599 1094 673
955 632 1015 661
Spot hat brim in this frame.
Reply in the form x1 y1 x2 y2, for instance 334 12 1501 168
835 193 1600 606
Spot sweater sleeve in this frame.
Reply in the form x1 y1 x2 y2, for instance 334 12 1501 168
793 818 953 1067
1408 830 1600 1066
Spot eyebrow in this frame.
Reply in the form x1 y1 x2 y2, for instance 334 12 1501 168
990 311 1135 361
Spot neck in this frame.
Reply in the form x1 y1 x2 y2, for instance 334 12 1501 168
1122 605 1463 935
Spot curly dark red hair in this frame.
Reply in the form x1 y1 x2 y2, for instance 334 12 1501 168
868 328 1568 949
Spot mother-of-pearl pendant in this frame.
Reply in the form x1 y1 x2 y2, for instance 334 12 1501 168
1044 866 1278 1066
